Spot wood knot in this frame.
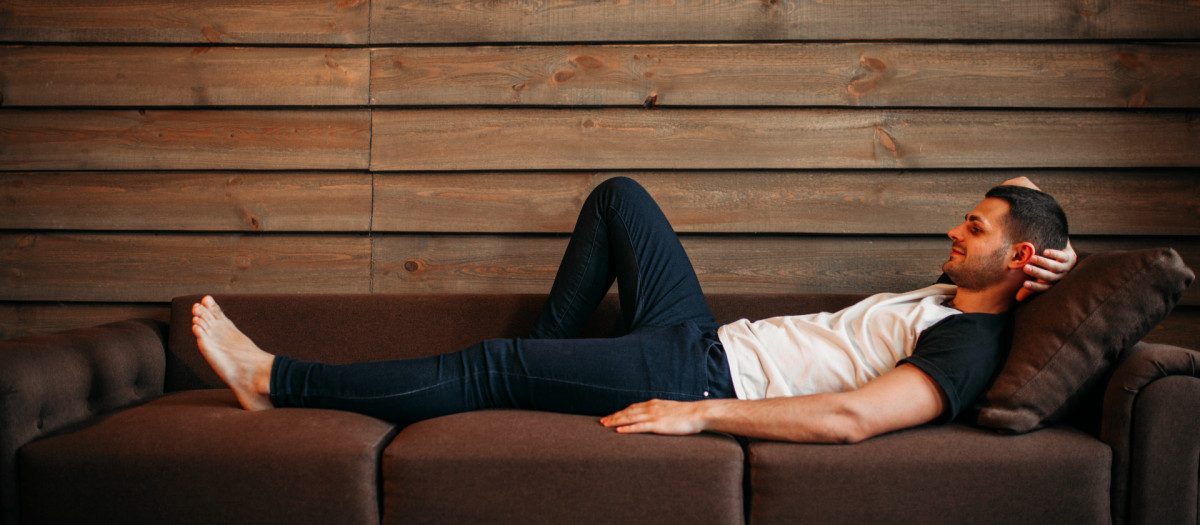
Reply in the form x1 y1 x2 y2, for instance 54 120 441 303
1116 51 1142 71
1126 87 1148 108
643 94 658 108
847 77 877 96
553 70 575 83
859 55 887 71
512 82 526 92
582 119 596 129
572 55 604 69
875 127 899 157
403 260 420 272
200 25 223 43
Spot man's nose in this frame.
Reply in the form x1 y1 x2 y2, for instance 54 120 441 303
947 224 964 241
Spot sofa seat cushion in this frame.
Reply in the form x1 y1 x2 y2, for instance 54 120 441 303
19 389 397 525
748 423 1110 524
381 409 744 525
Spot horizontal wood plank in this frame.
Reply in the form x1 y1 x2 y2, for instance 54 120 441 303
373 171 1200 236
0 0 368 44
0 233 371 302
371 0 1200 43
0 302 169 340
0 46 369 106
1 172 372 231
371 43 1200 108
0 110 370 170
373 235 1200 305
371 109 1200 171
1143 306 1200 350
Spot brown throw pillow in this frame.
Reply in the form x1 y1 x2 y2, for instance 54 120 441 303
973 248 1194 433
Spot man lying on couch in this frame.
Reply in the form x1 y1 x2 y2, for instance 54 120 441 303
191 176 1074 443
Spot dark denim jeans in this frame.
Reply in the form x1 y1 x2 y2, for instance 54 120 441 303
270 177 735 424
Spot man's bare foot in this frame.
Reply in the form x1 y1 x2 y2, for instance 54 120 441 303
192 296 275 411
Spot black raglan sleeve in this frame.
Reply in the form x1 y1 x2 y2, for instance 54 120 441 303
898 313 1010 423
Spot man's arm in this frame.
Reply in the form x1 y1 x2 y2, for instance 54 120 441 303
600 364 945 444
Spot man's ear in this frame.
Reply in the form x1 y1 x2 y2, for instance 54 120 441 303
1009 242 1036 268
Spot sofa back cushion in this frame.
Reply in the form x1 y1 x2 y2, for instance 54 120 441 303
167 293 865 392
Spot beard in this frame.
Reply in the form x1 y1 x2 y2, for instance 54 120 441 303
943 244 1009 291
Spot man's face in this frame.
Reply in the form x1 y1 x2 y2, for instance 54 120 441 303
943 197 1014 291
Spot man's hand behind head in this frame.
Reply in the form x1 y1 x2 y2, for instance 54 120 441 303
1016 242 1077 302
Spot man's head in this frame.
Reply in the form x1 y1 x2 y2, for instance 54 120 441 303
944 185 1069 292
984 185 1070 255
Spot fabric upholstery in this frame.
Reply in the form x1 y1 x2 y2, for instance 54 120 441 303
381 409 744 525
748 424 1111 524
1101 342 1200 525
974 248 1194 433
1128 376 1200 525
19 390 397 525
0 319 165 525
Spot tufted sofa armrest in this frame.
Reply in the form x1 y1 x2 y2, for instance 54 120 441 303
1101 341 1200 525
0 319 166 525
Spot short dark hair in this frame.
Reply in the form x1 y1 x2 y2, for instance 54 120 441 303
984 185 1069 254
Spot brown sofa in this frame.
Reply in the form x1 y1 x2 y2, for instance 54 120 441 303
2 250 1196 525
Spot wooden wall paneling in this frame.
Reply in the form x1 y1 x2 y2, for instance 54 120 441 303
1145 307 1200 349
370 109 1200 171
373 235 1200 304
0 109 371 170
0 233 372 302
0 172 373 231
0 0 369 44
0 302 169 340
370 43 1200 108
370 0 1200 43
372 171 1200 235
0 46 369 107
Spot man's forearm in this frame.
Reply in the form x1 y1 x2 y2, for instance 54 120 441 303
700 395 867 444
601 364 946 443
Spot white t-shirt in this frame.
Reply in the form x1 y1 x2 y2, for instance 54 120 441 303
717 284 960 400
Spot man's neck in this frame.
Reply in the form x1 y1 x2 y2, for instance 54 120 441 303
950 285 1018 314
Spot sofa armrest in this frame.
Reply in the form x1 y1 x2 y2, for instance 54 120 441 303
1101 341 1200 525
0 319 166 525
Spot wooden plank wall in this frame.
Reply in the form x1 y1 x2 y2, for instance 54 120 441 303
1 0 1198 349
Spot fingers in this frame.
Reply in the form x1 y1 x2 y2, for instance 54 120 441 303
1044 246 1078 269
600 400 705 435
1015 286 1033 303
601 401 662 433
600 402 648 429
1023 259 1062 282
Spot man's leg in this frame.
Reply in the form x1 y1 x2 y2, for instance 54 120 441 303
529 177 715 339
194 295 730 422
270 323 725 425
